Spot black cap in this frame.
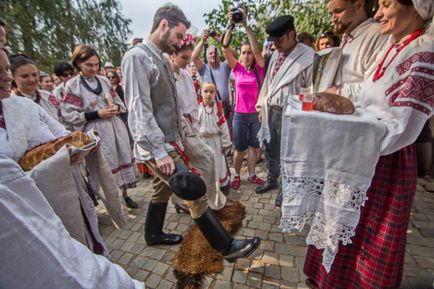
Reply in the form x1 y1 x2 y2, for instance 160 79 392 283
266 15 295 41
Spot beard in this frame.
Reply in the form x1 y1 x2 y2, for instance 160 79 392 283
160 30 176 54
333 21 351 35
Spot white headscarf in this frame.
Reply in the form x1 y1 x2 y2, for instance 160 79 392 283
412 0 434 37
412 0 434 20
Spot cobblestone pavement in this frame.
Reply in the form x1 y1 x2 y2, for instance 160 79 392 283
98 165 434 289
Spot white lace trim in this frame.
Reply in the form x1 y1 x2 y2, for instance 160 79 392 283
279 176 368 273
282 176 367 210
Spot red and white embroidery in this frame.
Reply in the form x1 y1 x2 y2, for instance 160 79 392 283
48 94 60 109
388 74 433 115
395 52 434 76
63 93 84 107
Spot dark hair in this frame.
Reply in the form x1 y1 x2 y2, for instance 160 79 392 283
10 54 37 76
396 0 413 5
106 70 121 84
341 0 377 17
54 62 74 77
71 45 100 70
0 18 5 28
151 4 191 33
297 32 315 45
315 31 340 50
174 43 194 55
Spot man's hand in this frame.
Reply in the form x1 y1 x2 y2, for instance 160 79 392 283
201 30 209 43
156 155 175 176
324 86 338 94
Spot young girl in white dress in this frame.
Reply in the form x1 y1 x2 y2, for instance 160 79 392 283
198 82 232 190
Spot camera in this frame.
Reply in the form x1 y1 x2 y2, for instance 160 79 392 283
230 4 244 23
192 75 197 81
208 30 217 37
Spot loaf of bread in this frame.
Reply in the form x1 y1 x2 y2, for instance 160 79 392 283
18 131 92 171
313 92 355 115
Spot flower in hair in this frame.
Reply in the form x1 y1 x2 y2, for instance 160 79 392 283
182 33 195 47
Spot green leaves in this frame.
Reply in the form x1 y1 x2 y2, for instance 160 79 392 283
1 0 131 72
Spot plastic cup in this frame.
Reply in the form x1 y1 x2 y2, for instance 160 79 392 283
299 87 311 101
302 93 314 111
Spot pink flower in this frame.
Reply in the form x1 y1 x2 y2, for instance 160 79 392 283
182 33 195 47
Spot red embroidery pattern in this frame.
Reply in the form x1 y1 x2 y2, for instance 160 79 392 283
63 93 84 107
111 161 135 174
389 74 434 115
110 88 117 99
395 52 434 76
48 94 60 109
216 101 226 127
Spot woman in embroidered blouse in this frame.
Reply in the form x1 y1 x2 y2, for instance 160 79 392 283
10 54 61 122
303 1 433 288
222 6 266 190
61 45 139 209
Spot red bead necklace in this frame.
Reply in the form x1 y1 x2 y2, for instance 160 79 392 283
372 29 423 82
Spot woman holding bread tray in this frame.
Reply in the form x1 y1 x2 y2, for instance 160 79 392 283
279 1 434 288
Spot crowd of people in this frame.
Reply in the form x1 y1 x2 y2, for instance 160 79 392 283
0 0 433 288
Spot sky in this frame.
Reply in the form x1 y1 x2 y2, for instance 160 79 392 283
120 0 222 41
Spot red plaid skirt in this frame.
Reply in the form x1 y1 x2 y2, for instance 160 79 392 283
304 145 417 289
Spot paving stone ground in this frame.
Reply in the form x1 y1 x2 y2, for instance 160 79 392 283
98 164 434 289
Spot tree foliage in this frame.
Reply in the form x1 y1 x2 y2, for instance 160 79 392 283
203 0 333 52
1 0 131 72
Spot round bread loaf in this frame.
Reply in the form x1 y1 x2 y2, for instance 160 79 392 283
18 131 92 171
313 92 355 115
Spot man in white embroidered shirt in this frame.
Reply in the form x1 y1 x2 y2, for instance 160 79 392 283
326 0 388 102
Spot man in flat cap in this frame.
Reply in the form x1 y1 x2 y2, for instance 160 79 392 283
255 15 314 205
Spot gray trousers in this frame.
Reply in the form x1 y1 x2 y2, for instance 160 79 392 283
264 107 282 182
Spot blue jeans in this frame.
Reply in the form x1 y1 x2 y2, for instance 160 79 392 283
232 112 260 151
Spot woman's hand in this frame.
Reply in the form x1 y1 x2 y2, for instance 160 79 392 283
240 6 248 27
98 106 118 118
227 11 235 27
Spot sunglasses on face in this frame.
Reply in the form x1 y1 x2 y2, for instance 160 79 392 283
107 75 117 79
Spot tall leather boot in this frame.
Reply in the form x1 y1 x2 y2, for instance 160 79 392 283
255 174 278 194
144 202 183 246
194 208 261 263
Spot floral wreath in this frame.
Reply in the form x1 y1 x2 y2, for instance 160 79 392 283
182 33 195 47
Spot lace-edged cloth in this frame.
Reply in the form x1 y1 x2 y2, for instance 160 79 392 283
279 174 368 273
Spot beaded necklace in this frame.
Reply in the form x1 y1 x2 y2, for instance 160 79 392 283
80 75 102 95
372 29 423 82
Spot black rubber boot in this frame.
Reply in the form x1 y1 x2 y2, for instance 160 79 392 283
144 202 183 246
194 208 261 263
255 176 278 194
